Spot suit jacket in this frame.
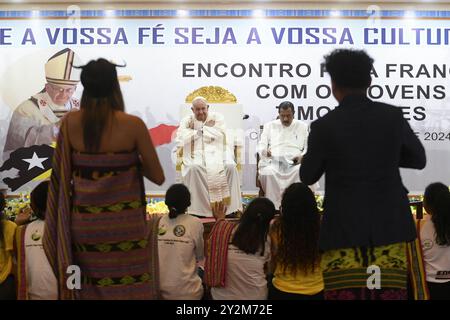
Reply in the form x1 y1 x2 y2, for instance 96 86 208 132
300 94 426 251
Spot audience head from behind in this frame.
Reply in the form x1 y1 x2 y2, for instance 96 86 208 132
324 49 374 102
79 58 125 153
30 181 50 221
165 184 191 219
424 182 450 246
275 182 321 275
231 197 276 256
80 58 124 101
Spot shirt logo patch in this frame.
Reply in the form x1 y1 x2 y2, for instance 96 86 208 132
436 271 450 280
173 225 186 237
423 239 433 250
31 230 42 241
158 227 167 236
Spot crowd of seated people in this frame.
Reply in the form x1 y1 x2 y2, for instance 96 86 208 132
1 179 449 300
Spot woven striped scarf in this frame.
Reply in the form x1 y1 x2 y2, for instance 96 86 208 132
42 117 75 300
406 220 430 300
14 225 28 300
204 219 237 287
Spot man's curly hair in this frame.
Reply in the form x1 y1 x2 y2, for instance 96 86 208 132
324 49 374 89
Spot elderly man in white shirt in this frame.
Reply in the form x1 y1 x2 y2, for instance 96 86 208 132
175 96 242 217
257 101 309 209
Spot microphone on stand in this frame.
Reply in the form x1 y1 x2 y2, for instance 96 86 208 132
243 114 249 120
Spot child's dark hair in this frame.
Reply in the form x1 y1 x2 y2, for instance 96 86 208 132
30 181 50 220
232 197 275 256
424 182 450 246
165 184 191 219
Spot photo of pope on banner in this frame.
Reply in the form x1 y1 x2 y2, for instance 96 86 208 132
3 48 81 162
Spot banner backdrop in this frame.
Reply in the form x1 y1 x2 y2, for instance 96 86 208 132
0 9 449 193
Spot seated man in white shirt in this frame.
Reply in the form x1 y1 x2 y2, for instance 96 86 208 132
257 101 309 209
175 96 242 217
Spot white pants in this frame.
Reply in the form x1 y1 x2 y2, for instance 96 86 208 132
259 164 301 209
181 163 242 217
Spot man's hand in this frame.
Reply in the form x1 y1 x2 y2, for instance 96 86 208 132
212 201 227 220
188 120 194 129
205 120 215 127
267 150 272 158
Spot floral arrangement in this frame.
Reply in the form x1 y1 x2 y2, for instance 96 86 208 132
242 196 254 212
3 193 31 221
135 192 441 217
315 195 324 212
146 198 169 215
3 190 444 220
408 194 427 216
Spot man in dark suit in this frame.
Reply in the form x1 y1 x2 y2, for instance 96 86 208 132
300 49 426 300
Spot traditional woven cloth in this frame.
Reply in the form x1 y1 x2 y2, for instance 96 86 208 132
406 220 430 300
204 219 237 287
43 118 161 300
321 242 409 300
43 118 75 300
14 225 28 300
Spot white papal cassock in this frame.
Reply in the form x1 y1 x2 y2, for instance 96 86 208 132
257 119 309 209
175 111 242 217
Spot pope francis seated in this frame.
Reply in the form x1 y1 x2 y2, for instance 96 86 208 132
175 96 242 217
